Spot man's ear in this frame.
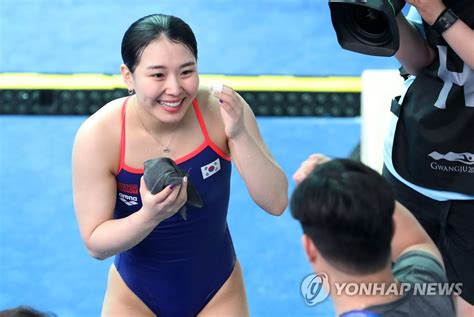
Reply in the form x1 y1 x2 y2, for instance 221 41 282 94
302 234 318 264
120 64 134 91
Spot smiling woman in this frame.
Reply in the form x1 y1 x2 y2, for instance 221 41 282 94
71 13 288 317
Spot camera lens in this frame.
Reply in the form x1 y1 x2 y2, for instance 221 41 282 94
328 0 407 56
353 7 386 36
348 6 390 46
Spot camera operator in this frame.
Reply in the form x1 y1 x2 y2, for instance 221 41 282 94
383 1 474 316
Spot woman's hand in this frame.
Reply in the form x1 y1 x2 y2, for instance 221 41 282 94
406 0 446 25
209 83 288 215
139 176 188 224
212 85 247 139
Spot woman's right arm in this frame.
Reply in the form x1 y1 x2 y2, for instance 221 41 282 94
395 12 437 75
72 117 186 260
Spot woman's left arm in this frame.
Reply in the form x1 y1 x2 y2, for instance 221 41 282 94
442 19 474 69
408 0 474 69
216 86 288 215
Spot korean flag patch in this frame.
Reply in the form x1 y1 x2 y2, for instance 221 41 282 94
201 158 221 180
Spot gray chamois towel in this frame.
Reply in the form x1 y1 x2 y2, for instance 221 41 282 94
143 157 203 220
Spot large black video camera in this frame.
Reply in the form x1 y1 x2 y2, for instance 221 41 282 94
329 0 406 56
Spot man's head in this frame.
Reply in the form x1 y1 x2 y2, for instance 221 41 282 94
291 159 395 275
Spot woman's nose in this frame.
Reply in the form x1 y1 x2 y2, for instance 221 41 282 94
164 76 181 95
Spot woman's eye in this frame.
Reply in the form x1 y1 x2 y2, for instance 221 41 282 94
152 73 164 78
182 69 194 76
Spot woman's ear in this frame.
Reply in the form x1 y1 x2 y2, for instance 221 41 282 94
302 234 318 264
121 64 134 92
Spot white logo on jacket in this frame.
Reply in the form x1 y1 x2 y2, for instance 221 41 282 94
429 151 474 165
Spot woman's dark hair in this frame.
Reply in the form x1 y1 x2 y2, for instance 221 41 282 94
291 159 395 275
121 14 198 73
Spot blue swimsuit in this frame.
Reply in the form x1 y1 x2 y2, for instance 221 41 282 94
113 98 236 316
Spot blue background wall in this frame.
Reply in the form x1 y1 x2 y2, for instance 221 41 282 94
0 0 402 75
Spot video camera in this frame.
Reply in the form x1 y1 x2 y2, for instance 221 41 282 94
329 0 406 56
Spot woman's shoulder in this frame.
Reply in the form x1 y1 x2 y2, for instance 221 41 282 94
73 97 127 170
78 97 127 135
74 97 128 152
72 97 127 175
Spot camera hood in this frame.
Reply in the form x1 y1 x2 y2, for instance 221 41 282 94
329 0 405 56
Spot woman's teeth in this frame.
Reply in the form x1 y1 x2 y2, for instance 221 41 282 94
159 100 182 108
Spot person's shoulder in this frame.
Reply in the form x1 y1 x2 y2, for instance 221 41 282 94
393 249 447 284
72 97 126 173
73 97 126 151
77 97 126 136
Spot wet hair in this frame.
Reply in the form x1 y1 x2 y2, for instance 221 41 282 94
121 14 198 73
290 159 395 275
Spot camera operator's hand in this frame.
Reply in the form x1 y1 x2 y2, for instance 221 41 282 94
405 0 446 25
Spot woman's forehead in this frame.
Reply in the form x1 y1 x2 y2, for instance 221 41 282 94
140 37 195 64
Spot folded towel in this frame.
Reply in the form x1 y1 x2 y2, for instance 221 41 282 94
143 157 203 220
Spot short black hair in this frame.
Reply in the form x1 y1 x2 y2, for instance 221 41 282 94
121 14 198 73
290 159 395 275
0 306 56 317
